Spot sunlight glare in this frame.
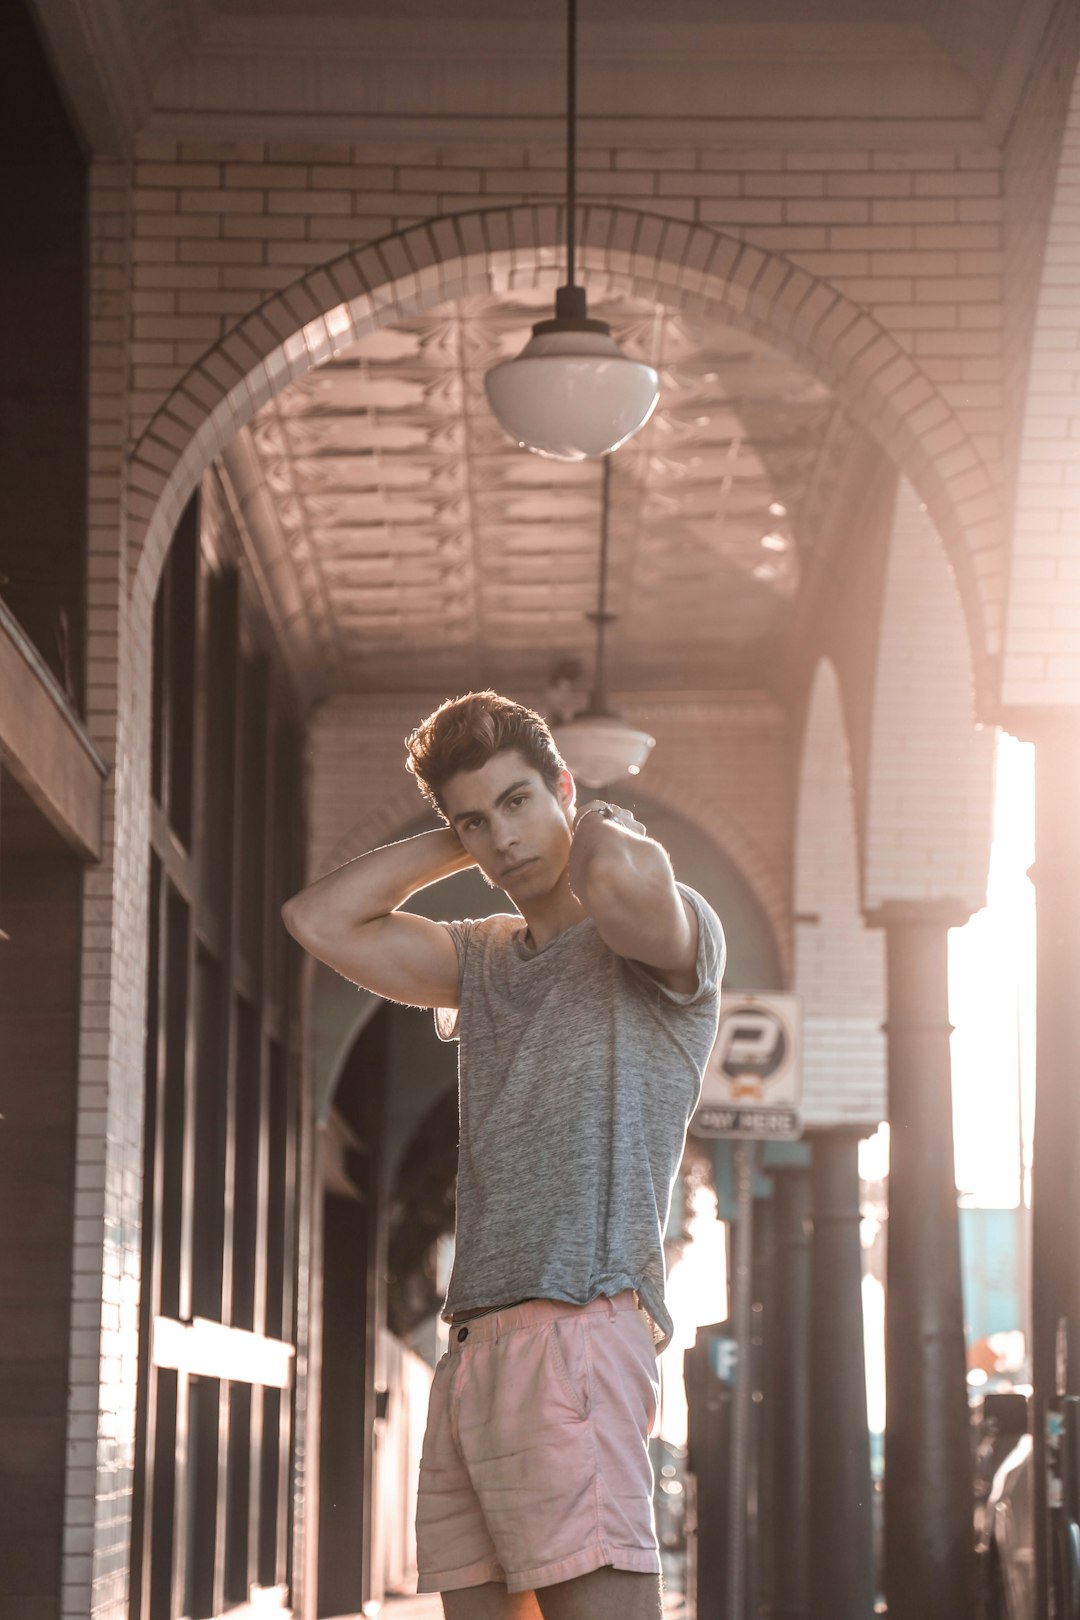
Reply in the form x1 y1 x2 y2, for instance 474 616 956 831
948 733 1035 1209
660 1180 729 1445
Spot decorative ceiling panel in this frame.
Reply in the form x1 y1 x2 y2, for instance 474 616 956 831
239 290 850 696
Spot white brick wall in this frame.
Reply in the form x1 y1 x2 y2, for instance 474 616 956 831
111 142 1010 702
794 660 887 1129
864 480 996 913
63 160 149 1620
1004 44 1080 707
1001 5 1080 503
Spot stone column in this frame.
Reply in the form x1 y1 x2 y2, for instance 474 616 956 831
807 1129 875 1620
874 902 975 1620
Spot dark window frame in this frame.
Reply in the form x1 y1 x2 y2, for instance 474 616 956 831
133 492 304 1620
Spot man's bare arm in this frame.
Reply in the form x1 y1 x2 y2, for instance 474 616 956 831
567 803 699 993
281 828 473 1006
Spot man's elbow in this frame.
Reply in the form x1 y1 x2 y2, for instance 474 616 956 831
281 893 317 948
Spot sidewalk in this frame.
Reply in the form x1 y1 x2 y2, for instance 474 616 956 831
378 1592 688 1617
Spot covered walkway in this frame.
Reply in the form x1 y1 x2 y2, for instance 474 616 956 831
6 3 1080 1619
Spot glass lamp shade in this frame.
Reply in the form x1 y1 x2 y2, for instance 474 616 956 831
553 715 656 789
485 325 660 462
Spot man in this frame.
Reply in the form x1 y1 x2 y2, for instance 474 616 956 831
283 690 724 1620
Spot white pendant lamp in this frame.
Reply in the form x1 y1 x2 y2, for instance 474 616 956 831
557 713 655 790
553 456 655 788
484 0 659 462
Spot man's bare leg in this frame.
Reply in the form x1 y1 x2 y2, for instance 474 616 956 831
536 1567 663 1620
442 1583 543 1620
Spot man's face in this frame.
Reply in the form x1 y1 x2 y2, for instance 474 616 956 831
441 750 575 901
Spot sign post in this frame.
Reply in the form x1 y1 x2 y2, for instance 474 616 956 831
690 994 802 1619
690 993 803 1142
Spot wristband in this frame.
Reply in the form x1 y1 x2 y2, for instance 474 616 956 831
575 801 618 830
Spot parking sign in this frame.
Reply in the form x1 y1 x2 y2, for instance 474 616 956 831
690 993 803 1140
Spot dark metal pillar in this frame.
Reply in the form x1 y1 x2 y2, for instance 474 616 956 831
1025 716 1080 1620
875 901 976 1620
752 1183 776 1620
768 1163 812 1620
808 1128 875 1620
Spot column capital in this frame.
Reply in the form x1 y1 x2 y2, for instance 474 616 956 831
864 897 972 931
998 705 1080 750
1015 712 1080 886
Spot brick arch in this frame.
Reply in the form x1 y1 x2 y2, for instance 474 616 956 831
321 771 788 976
625 774 791 978
128 203 1002 705
795 657 861 922
321 788 435 878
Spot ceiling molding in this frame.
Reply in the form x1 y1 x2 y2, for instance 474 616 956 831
28 0 169 154
31 0 1049 156
145 109 1001 151
982 0 1077 142
152 33 985 129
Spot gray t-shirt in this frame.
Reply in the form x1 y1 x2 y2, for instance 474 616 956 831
434 883 725 1350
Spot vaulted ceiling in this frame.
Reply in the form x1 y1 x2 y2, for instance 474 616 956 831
226 287 860 699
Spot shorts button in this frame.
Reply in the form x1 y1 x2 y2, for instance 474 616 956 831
457 1326 469 1343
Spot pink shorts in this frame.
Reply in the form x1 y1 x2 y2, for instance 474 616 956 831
415 1292 661 1595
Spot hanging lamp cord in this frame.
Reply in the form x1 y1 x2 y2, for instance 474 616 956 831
566 0 577 289
589 452 615 714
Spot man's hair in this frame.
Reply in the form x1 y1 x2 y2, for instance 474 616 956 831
405 690 566 814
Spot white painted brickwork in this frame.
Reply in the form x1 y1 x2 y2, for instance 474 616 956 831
1001 0 1080 504
795 661 887 1129
864 480 996 914
307 695 445 881
117 138 1012 696
1005 45 1080 707
63 159 149 1620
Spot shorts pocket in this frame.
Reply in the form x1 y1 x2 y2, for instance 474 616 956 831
546 1317 592 1421
620 1311 660 1433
